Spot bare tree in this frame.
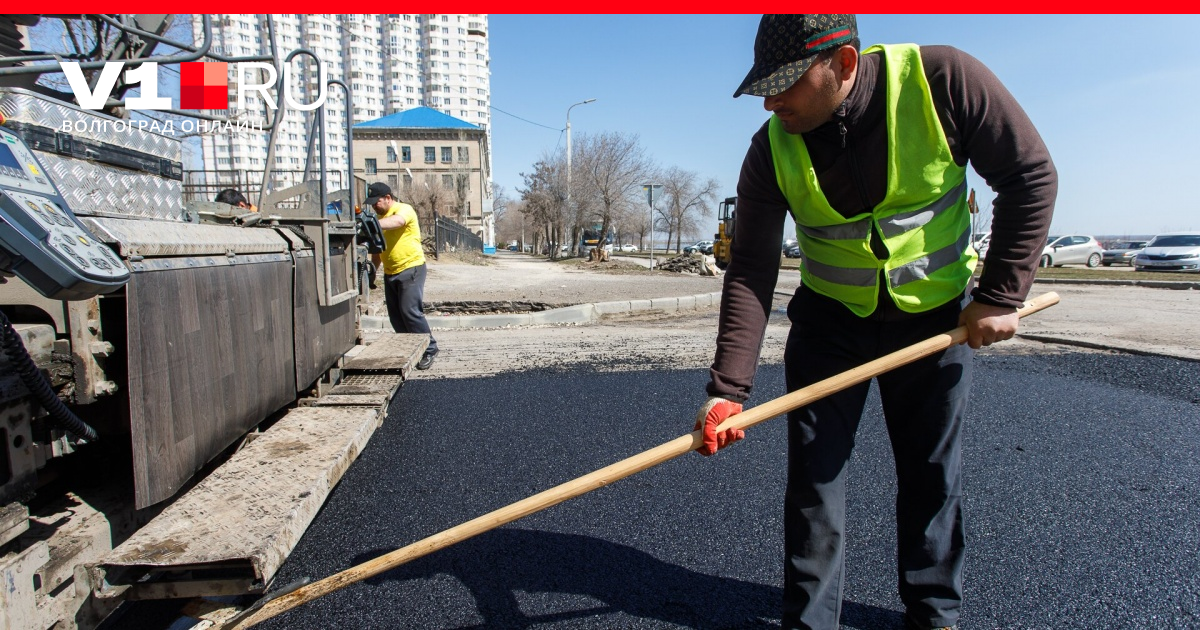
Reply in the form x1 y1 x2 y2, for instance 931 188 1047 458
517 153 568 260
572 131 656 258
660 167 721 252
492 183 510 226
495 197 528 249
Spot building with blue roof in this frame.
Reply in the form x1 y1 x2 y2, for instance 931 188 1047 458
353 107 493 244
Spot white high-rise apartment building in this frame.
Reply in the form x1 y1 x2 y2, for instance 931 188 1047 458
192 14 490 193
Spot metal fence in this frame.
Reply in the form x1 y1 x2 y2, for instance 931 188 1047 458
433 214 483 257
182 169 349 205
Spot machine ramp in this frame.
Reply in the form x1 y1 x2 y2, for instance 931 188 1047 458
87 333 428 600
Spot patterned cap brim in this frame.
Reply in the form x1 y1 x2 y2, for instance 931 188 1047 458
733 56 818 98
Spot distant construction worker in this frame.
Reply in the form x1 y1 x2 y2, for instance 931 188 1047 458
366 182 439 370
214 188 256 211
696 15 1056 630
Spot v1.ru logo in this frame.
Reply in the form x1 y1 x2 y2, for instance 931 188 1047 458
61 61 326 112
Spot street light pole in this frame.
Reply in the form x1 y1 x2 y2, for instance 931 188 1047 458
566 98 596 251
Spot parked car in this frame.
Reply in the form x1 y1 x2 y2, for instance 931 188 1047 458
1101 240 1147 266
783 243 803 258
1132 232 1200 272
974 234 991 259
683 240 714 255
618 244 638 253
1040 234 1103 268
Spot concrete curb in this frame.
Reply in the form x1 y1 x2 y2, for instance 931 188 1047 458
1017 334 1200 363
361 291 724 330
1032 277 1200 290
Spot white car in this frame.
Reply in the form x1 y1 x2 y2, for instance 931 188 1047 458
1132 232 1200 272
1041 234 1103 268
974 234 991 259
618 244 638 252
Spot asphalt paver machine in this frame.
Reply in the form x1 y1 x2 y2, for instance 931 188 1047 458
0 15 419 628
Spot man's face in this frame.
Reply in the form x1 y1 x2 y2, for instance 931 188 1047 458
372 196 391 213
762 54 846 135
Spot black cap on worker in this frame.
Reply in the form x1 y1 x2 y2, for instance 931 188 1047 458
733 14 858 98
364 182 393 207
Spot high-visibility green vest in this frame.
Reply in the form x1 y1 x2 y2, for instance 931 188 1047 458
769 43 976 317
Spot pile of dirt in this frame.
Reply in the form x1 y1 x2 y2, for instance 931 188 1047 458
657 254 720 276
425 301 565 315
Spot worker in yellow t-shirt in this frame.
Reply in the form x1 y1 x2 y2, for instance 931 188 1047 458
365 182 438 370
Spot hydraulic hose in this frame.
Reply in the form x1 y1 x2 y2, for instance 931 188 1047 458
0 309 98 443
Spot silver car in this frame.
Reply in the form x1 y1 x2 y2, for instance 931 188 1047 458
1101 240 1148 266
1041 234 1104 268
1133 232 1200 273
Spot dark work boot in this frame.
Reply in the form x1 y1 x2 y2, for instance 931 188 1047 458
416 349 437 370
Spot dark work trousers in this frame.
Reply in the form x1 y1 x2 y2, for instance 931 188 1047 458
384 263 438 354
781 285 972 630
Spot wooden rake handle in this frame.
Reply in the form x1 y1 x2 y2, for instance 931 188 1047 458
227 291 1060 628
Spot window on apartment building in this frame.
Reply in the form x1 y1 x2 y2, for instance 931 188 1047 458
403 173 413 187
457 147 469 162
365 158 377 174
456 174 470 191
386 146 397 163
441 147 452 163
442 174 453 189
387 174 398 187
401 146 411 162
424 147 436 163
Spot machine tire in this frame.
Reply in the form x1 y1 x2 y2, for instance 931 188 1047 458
1087 253 1101 268
1040 254 1051 268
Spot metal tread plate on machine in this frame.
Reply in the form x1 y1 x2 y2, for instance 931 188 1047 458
88 406 383 601
340 333 429 374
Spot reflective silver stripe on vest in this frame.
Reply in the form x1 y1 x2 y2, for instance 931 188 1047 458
877 180 967 239
797 217 872 241
889 225 972 287
804 257 877 287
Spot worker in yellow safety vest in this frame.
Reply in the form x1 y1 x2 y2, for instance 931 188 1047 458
695 14 1056 630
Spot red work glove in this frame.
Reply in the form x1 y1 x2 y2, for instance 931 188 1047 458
693 397 745 456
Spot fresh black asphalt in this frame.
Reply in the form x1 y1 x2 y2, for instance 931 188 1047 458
254 351 1199 629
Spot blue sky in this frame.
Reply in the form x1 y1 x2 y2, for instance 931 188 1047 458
488 14 1200 238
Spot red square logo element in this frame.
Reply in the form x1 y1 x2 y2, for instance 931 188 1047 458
180 62 228 110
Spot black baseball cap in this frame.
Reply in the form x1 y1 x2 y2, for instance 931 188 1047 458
734 14 858 98
365 182 393 206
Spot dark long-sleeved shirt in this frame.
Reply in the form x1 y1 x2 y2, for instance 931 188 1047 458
708 45 1057 402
